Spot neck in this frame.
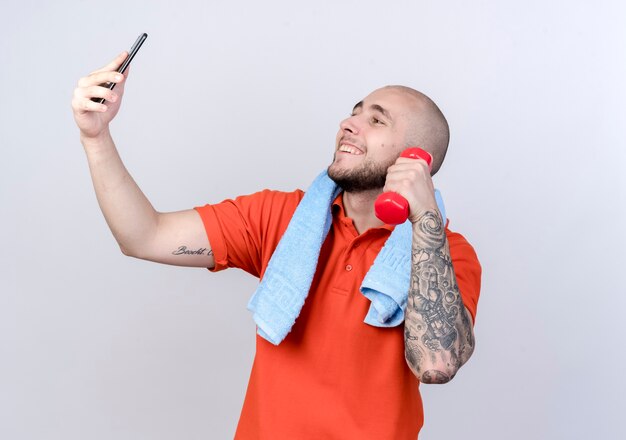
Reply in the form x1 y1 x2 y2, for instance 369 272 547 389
342 189 386 234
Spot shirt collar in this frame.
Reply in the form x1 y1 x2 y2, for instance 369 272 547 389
331 193 394 233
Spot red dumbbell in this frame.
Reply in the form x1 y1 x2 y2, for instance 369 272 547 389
374 147 433 225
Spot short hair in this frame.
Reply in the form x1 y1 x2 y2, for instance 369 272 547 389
385 86 450 175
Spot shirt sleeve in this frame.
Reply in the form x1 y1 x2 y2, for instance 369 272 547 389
446 229 482 324
194 189 304 278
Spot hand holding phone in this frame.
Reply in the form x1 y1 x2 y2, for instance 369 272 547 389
72 33 148 140
374 148 433 225
90 33 148 104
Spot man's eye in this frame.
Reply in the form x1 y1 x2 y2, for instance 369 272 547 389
372 117 384 125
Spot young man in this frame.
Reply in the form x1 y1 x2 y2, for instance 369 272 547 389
72 52 481 439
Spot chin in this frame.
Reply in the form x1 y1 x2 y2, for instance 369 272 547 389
327 159 388 193
327 161 350 179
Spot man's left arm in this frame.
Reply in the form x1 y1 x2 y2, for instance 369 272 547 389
403 211 475 383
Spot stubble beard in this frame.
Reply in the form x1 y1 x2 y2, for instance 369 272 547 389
327 153 395 193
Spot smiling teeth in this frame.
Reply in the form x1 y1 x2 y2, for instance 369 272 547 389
339 144 363 155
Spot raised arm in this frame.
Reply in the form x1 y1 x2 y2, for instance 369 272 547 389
382 155 475 383
404 211 474 383
72 52 214 268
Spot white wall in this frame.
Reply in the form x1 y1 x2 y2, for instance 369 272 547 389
1 1 624 438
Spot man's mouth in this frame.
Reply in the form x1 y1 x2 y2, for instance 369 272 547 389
338 143 364 155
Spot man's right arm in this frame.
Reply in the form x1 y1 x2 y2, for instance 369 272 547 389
73 52 214 269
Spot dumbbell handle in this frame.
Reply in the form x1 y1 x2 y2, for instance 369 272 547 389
374 147 433 225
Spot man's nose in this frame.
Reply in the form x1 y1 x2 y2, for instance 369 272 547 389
339 115 360 134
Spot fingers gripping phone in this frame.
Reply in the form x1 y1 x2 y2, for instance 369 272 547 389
374 147 433 225
91 33 148 104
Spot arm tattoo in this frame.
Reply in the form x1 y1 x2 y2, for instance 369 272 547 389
404 211 475 383
422 370 453 384
172 246 213 256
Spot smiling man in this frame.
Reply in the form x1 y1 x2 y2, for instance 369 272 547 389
73 53 481 439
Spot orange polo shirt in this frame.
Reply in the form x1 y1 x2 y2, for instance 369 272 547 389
195 189 481 440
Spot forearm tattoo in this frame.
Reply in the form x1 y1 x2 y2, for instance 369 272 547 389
404 211 474 383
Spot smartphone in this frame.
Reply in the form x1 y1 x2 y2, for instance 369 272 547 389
91 32 148 104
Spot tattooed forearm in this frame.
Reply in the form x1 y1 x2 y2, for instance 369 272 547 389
404 210 475 384
404 327 425 372
171 246 213 256
422 370 453 384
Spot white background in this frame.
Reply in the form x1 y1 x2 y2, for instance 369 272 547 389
1 1 625 438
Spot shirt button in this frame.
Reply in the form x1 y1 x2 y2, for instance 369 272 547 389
345 264 353 271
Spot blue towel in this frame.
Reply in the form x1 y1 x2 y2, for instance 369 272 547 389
247 171 446 345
